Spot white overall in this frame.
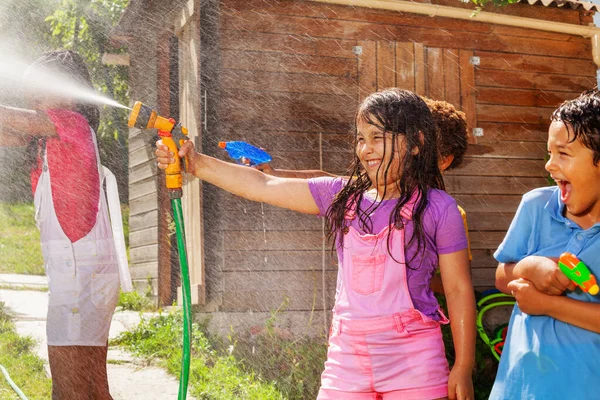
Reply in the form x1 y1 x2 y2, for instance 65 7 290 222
34 130 132 346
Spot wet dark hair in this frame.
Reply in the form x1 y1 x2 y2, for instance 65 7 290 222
325 88 444 267
25 50 99 169
422 97 468 171
551 87 600 166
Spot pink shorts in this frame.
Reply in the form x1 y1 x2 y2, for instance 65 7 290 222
318 310 449 400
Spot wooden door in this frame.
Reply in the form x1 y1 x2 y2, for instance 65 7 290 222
357 41 477 142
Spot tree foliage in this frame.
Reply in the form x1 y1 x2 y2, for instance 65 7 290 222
45 0 131 199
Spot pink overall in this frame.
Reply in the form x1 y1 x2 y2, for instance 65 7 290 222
318 200 449 400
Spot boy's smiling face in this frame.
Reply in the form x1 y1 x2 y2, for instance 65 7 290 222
545 120 600 229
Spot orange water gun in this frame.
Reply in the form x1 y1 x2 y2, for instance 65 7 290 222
558 252 599 295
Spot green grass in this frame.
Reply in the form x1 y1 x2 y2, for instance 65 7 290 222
0 302 52 399
0 203 44 275
111 312 286 400
0 202 130 275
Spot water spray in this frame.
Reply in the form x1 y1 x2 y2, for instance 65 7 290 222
127 101 192 400
0 54 129 110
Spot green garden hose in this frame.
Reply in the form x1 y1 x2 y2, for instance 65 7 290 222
126 102 193 399
172 196 192 400
0 364 28 400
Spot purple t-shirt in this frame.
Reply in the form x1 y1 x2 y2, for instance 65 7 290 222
308 177 468 319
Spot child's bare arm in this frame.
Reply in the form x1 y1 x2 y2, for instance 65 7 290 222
256 163 338 179
157 140 321 215
439 249 475 400
496 256 574 295
508 278 600 333
0 105 57 138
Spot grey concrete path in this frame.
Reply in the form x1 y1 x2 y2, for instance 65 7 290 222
0 274 194 400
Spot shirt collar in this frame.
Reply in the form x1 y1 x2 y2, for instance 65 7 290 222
544 186 568 224
544 186 600 232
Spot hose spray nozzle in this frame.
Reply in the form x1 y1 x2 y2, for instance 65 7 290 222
128 101 189 192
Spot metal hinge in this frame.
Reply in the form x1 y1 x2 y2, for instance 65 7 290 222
472 127 484 137
353 46 363 56
470 56 480 66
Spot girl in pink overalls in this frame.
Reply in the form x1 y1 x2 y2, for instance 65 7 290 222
0 50 131 399
156 88 476 399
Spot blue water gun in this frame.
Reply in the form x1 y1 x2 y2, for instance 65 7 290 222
218 141 272 166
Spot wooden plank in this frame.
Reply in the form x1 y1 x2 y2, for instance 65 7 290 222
446 158 547 177
220 114 353 133
221 288 336 312
358 41 377 103
459 50 477 141
476 123 548 143
454 194 522 213
130 244 158 264
471 249 501 268
220 12 591 59
220 29 318 55
465 141 547 159
221 49 357 77
129 193 158 215
395 42 416 92
477 104 553 125
220 28 358 59
224 0 584 39
444 175 550 195
129 161 157 186
220 69 358 96
471 267 497 289
130 261 159 280
220 92 355 124
129 209 158 231
476 87 579 109
475 51 596 76
466 211 515 231
469 231 506 250
414 43 426 96
430 0 582 25
223 250 337 272
129 177 157 202
426 47 445 100
220 209 324 231
223 0 492 34
130 140 155 168
377 41 396 90
443 48 461 107
225 270 337 292
129 227 159 248
223 231 324 251
476 69 595 93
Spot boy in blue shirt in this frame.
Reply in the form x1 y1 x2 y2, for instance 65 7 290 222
491 88 600 399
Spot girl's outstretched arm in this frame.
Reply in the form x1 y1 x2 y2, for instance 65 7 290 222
439 249 475 400
156 140 321 215
0 106 57 145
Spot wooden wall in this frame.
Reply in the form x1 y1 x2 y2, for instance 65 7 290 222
199 0 596 318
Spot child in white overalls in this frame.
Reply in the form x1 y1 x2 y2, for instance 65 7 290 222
0 50 131 400
155 88 476 399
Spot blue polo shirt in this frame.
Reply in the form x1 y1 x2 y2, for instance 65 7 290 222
490 186 600 400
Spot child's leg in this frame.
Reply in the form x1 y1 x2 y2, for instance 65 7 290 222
87 344 112 400
48 345 89 400
48 345 113 400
